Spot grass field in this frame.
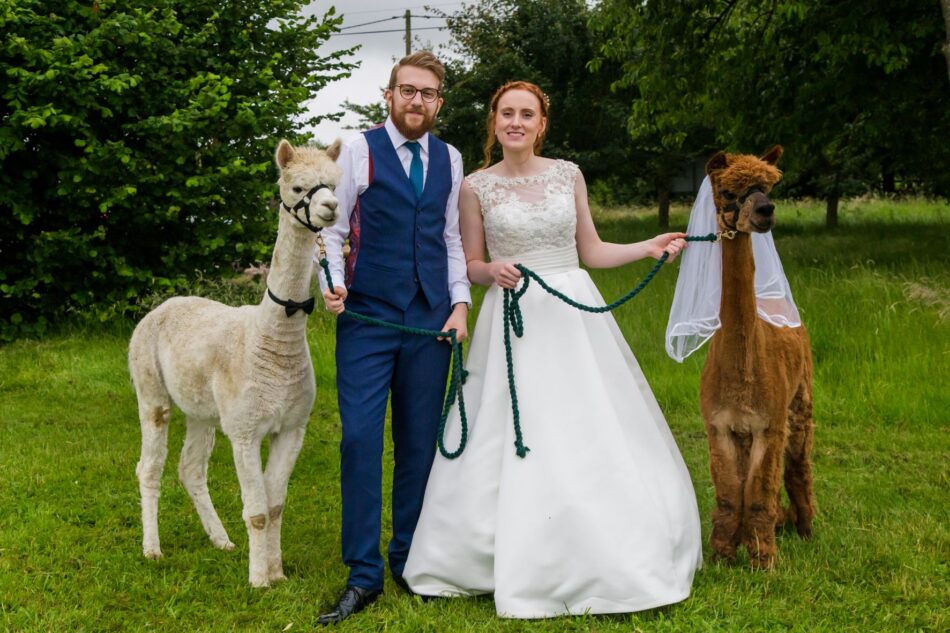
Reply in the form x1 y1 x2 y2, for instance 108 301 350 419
1 198 948 632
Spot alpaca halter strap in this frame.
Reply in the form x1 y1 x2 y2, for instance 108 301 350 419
266 287 315 317
719 185 766 230
281 184 331 233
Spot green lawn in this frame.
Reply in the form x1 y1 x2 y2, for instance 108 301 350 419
1 198 947 632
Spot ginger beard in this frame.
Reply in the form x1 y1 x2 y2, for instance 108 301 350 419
386 66 443 140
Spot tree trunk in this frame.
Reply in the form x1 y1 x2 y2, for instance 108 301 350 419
882 170 896 194
882 155 896 193
942 0 950 84
826 192 839 228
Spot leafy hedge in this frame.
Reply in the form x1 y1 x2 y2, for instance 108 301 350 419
0 0 354 340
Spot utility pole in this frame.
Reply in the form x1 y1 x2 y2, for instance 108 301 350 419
404 9 411 56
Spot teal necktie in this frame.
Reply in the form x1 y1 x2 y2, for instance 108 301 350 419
405 141 424 199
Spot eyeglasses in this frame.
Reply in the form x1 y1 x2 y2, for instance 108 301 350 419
394 84 441 103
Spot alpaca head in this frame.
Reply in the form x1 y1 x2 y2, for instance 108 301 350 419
275 139 343 229
705 146 783 234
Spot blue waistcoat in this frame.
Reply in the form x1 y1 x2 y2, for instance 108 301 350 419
346 126 452 311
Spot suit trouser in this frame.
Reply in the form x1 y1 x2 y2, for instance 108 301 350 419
335 289 452 591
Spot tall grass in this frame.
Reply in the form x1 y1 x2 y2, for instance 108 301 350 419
1 198 947 632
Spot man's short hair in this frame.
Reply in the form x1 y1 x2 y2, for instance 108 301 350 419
388 51 446 91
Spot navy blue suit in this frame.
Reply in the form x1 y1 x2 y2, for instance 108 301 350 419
336 126 453 591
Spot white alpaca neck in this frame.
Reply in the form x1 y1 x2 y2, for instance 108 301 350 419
256 211 316 338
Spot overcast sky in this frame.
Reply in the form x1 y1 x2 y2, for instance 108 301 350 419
302 1 464 144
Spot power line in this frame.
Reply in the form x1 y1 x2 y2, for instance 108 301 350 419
340 2 461 16
339 16 401 31
340 13 443 30
334 26 446 36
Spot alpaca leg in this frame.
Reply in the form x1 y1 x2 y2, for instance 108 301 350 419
178 418 234 551
231 435 270 587
137 402 171 560
784 382 816 538
707 424 745 563
743 428 785 569
263 426 306 583
775 488 794 532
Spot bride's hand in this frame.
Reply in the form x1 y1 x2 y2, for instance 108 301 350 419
489 262 523 289
647 232 688 262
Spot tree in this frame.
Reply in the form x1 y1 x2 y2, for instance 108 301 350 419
594 0 950 227
342 99 387 131
711 1 950 225
0 0 355 339
430 0 641 204
590 0 721 226
942 0 950 83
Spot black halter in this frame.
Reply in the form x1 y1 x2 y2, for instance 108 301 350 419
718 185 765 230
270 183 332 317
281 183 331 233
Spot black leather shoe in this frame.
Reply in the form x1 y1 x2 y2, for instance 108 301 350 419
317 585 381 625
391 574 411 594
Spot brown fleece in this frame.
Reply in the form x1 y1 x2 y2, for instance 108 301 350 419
699 146 816 569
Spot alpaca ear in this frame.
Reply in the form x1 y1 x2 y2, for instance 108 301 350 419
326 138 342 162
275 139 295 170
760 145 783 165
706 151 728 175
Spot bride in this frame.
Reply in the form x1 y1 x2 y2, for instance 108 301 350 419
403 81 702 618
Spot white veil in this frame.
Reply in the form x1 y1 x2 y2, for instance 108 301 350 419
665 176 801 363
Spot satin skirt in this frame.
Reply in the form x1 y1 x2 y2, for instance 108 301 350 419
404 246 702 618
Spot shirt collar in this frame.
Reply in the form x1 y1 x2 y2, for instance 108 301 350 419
385 116 429 154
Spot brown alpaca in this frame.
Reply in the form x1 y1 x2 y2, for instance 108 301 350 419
700 146 815 569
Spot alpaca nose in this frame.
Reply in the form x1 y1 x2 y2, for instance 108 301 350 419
325 198 337 211
755 201 774 216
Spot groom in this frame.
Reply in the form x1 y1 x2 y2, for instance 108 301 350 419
316 51 470 624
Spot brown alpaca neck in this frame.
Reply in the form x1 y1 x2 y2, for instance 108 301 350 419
719 232 758 354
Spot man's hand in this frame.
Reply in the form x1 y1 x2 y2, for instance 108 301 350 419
322 285 347 314
439 303 469 342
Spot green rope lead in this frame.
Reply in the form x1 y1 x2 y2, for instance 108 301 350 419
502 233 718 458
318 257 469 459
502 277 531 457
318 233 717 461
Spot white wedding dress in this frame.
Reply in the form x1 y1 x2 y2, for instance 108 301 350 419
403 160 702 618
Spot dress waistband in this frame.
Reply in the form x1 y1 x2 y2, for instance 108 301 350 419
504 245 579 275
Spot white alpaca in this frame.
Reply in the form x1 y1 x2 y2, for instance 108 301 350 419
129 139 341 587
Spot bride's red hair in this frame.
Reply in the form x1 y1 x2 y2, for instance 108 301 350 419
480 81 550 169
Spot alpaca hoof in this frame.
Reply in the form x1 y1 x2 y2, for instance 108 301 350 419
249 576 271 589
749 552 776 570
212 537 236 551
710 550 737 566
268 559 287 583
796 523 813 539
144 549 163 560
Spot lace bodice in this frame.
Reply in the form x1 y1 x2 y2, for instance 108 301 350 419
466 159 579 259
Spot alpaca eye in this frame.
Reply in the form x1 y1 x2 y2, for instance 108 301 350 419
293 186 303 193
722 191 736 201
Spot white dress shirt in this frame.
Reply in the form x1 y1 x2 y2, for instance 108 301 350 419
316 117 471 307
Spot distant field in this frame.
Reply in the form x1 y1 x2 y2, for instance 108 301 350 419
1 197 947 632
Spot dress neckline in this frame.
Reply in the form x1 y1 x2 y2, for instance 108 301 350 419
476 160 562 185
